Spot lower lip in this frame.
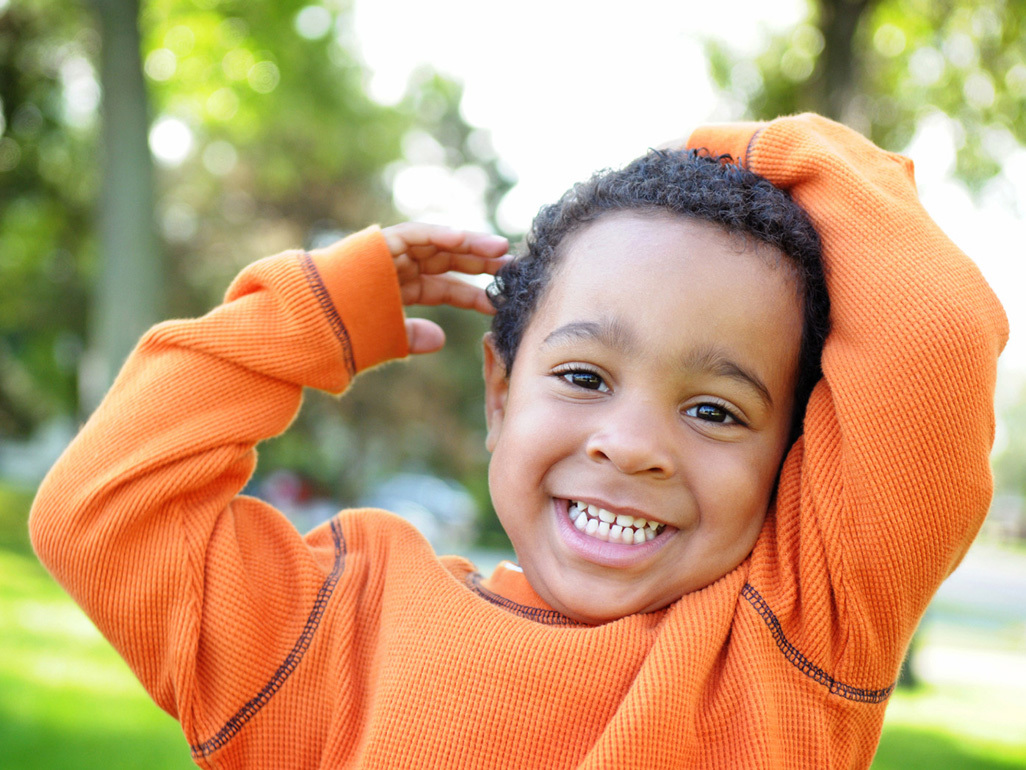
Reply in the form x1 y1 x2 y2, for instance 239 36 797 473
553 498 672 568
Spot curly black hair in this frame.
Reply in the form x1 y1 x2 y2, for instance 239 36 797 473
487 148 831 439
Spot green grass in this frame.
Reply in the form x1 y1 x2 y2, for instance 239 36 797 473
3 481 1025 768
873 687 1026 769
0 548 194 769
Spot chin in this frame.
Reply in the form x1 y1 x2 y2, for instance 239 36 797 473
545 583 675 626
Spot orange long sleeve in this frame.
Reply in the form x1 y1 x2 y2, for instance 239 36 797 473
30 117 1007 769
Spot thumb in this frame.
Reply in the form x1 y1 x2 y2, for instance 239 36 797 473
405 318 446 355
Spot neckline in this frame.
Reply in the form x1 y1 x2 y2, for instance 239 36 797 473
466 561 586 627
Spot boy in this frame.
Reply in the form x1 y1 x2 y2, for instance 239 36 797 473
30 114 1007 768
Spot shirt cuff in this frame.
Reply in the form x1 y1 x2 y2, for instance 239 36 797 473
307 225 409 373
686 121 766 167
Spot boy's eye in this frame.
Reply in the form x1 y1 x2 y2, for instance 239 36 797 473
686 403 742 425
559 369 609 392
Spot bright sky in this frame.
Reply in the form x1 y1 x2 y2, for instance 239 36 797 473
351 0 1025 377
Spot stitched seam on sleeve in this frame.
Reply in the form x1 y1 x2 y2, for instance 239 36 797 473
297 252 356 378
189 518 347 758
741 583 894 704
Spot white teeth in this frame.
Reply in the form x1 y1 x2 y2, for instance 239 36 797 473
567 499 665 545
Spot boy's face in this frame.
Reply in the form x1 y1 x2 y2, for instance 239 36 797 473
483 211 803 624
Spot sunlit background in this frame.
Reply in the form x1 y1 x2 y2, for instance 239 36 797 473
1 0 1024 767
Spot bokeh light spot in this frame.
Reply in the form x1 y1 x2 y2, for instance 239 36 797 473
149 117 193 166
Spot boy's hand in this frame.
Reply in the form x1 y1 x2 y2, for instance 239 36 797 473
382 222 509 355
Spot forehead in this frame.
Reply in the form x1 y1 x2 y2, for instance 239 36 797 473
527 210 803 367
546 210 797 307
555 209 793 279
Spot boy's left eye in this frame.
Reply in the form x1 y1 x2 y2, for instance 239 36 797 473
685 403 743 425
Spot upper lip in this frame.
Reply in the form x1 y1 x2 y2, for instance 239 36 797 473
563 496 669 527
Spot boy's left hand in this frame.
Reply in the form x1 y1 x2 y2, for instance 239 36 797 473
382 222 510 355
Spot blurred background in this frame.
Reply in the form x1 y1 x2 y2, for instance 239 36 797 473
1 0 1024 767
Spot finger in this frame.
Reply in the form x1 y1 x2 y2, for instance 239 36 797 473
402 273 497 315
385 222 509 259
405 318 446 355
409 249 511 277
383 222 465 257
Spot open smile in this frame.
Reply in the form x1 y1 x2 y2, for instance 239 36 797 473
554 498 672 568
567 500 665 544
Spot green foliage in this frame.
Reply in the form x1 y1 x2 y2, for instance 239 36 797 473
138 0 411 313
1 0 511 538
0 0 95 435
705 0 1026 189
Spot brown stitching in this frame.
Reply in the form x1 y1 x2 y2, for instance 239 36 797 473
190 519 348 757
741 583 895 704
297 252 356 378
743 127 764 168
466 573 585 627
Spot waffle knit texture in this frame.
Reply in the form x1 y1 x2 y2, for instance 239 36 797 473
30 115 1008 768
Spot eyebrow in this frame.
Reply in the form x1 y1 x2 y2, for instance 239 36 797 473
541 319 637 354
543 320 774 408
681 346 774 408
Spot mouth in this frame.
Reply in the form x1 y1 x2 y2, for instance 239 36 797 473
566 499 666 545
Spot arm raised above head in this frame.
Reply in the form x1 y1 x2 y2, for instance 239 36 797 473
687 113 1008 677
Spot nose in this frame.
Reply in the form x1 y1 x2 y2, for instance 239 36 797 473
585 399 677 478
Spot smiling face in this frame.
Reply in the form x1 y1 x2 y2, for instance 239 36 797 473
483 211 803 624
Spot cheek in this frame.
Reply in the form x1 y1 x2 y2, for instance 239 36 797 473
689 445 779 527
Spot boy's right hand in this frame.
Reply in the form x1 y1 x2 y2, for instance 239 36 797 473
382 222 509 355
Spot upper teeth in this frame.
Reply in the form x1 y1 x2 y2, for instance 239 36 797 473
568 500 663 544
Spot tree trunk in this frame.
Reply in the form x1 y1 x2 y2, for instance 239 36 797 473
814 0 876 125
81 0 161 412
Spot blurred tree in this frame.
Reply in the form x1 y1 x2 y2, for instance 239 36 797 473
0 0 95 436
706 0 1026 188
1 0 513 541
86 0 162 411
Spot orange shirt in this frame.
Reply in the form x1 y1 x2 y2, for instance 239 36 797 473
30 115 1007 768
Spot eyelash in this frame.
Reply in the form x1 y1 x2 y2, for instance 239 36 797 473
552 365 609 392
553 366 747 426
684 401 747 427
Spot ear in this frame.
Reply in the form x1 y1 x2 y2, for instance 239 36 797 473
482 332 509 453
